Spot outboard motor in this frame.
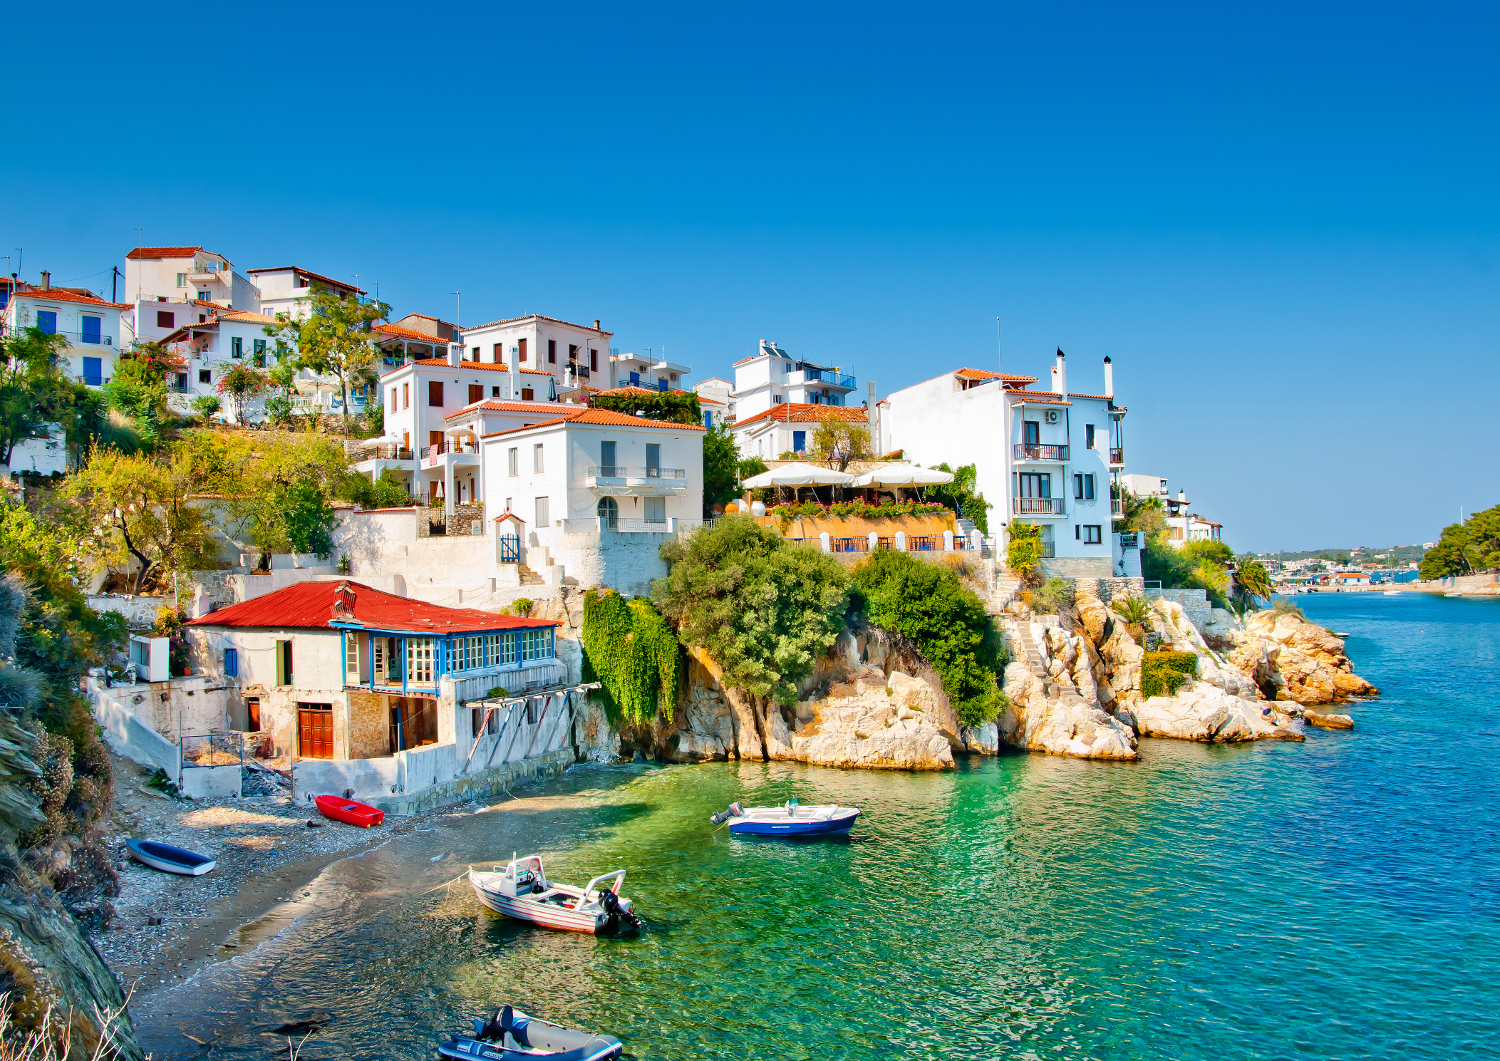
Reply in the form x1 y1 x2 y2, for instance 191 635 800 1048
599 888 641 933
710 802 744 825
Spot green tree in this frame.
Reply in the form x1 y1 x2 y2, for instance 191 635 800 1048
266 286 391 433
853 550 1006 726
921 462 991 534
701 424 743 514
0 327 73 468
1005 520 1044 576
653 516 850 706
590 389 701 425
340 469 412 509
1233 557 1273 606
205 431 349 560
579 590 680 724
1421 504 1500 578
809 415 872 472
102 344 175 449
215 361 268 422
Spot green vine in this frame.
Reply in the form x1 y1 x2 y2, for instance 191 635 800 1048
580 589 679 724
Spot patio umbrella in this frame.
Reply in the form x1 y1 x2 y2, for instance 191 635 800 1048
741 462 856 488
849 466 955 487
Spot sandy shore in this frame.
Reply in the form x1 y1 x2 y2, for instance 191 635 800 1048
97 754 452 994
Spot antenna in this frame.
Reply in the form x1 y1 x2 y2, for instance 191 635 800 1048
452 291 461 329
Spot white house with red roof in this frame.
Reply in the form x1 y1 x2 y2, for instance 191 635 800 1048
156 308 286 420
243 266 363 321
124 246 260 311
731 403 874 461
729 338 856 423
180 579 581 804
879 352 1130 579
3 275 129 388
459 313 613 391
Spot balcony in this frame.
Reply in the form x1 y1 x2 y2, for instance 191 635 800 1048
1111 499 1124 518
1013 443 1069 462
1109 447 1124 466
78 373 108 387
348 441 413 462
421 441 481 468
792 365 855 389
1013 497 1065 516
585 465 688 497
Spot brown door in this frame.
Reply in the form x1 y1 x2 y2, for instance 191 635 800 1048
298 704 333 759
246 697 262 732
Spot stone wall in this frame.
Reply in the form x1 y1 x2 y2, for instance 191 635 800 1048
1038 556 1114 579
446 502 486 537
1073 576 1146 604
1148 587 1212 631
348 690 388 759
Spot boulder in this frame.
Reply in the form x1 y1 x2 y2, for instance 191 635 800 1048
1227 611 1377 705
1121 679 1276 743
1075 593 1111 644
1303 710 1355 730
786 672 955 770
998 662 1138 760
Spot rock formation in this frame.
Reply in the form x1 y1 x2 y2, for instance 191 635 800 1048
1225 610 1378 704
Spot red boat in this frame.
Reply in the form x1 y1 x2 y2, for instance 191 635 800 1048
314 794 384 828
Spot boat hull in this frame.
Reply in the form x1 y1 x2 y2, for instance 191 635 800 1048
470 879 607 935
314 794 384 828
728 809 860 836
126 839 216 876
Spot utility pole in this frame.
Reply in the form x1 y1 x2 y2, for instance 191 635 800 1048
111 266 122 303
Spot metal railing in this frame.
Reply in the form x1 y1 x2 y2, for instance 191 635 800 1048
586 465 686 479
347 441 413 461
1119 531 1140 547
8 325 115 346
1111 499 1124 517
908 535 937 551
1013 443 1070 461
1110 447 1124 464
794 365 855 389
426 441 479 459
1013 497 1065 515
1039 542 1056 558
78 374 107 387
831 536 870 553
558 516 701 534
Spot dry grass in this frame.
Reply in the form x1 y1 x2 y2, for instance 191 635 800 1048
0 989 134 1061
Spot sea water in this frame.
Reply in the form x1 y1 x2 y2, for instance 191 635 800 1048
134 593 1499 1059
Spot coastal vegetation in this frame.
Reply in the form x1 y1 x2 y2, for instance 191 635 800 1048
920 462 991 534
1140 651 1198 698
768 499 949 525
1419 503 1500 579
579 589 680 724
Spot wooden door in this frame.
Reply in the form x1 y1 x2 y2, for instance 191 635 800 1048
298 704 333 759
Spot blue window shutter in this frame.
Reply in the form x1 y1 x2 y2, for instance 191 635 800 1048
224 649 238 677
703 411 712 429
81 315 101 343
658 379 667 391
36 310 57 334
792 431 805 453
82 357 102 385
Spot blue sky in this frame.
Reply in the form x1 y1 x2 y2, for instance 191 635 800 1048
6 2 1496 551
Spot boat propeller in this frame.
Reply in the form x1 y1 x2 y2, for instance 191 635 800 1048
710 802 744 825
600 888 641 932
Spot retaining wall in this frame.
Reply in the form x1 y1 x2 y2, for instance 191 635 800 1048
1147 587 1213 630
372 745 576 815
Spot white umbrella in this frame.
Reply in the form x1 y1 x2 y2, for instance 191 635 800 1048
742 462 855 488
850 466 955 487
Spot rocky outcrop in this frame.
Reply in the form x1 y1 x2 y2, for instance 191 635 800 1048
1226 611 1377 704
998 661 1138 760
786 669 955 770
1116 679 1280 743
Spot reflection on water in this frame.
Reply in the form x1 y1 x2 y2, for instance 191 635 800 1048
135 595 1499 1060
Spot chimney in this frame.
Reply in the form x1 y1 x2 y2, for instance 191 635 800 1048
593 319 601 331
509 344 520 399
1103 356 1113 398
759 339 770 356
1054 348 1067 396
1178 490 1187 503
447 343 462 367
40 270 50 290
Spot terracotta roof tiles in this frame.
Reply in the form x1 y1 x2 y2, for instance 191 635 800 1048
126 246 205 260
732 403 870 429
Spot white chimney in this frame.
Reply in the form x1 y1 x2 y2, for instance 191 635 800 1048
447 343 462 367
508 344 520 399
1178 490 1187 503
1054 348 1067 395
759 339 770 356
1103 356 1113 398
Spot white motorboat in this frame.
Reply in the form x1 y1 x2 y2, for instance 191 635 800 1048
469 854 640 935
710 799 860 836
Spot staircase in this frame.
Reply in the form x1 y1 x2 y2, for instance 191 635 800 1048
517 564 546 587
1009 621 1050 679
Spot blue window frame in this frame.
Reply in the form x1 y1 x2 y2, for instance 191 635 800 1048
80 315 101 344
792 430 806 453
703 411 713 429
231 336 243 358
36 310 57 334
82 357 102 386
223 648 238 677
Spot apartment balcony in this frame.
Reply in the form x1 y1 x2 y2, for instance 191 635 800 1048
19 326 115 348
1109 447 1125 467
421 441 481 469
347 441 413 462
790 365 855 390
1013 497 1066 517
1013 443 1069 462
1111 499 1124 519
585 465 689 497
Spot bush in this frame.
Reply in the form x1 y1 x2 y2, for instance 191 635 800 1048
1112 594 1151 625
580 590 680 724
769 499 949 525
511 598 533 617
1006 520 1044 576
1027 577 1074 615
854 551 1006 726
654 516 850 706
1141 651 1198 698
590 389 701 425
340 469 411 510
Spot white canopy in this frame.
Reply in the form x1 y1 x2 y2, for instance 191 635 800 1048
850 466 955 487
741 462 856 488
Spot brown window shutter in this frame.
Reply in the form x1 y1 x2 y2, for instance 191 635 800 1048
428 381 443 406
518 338 527 362
469 384 483 403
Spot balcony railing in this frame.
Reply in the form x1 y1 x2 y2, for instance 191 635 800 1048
1013 443 1069 461
558 517 703 534
795 366 855 389
586 466 687 479
78 374 108 387
1013 497 1065 516
1110 447 1124 465
10 326 115 347
1039 542 1056 558
348 442 413 461
1111 499 1124 518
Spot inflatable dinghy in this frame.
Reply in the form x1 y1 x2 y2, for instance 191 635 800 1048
438 1005 623 1061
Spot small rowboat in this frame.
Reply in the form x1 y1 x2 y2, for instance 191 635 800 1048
440 1005 623 1061
314 794 384 828
469 855 640 935
125 839 216 876
711 799 860 836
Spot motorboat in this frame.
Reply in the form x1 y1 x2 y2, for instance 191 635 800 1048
469 855 640 935
1383 590 1402 596
125 839 216 876
710 799 860 836
314 794 384 828
439 1005 623 1061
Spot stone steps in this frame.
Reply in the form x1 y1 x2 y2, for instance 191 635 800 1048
517 564 547 587
1009 622 1050 679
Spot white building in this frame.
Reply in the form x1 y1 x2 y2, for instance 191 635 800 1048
694 377 734 421
731 403 874 461
245 266 364 321
728 339 856 423
606 348 692 391
879 352 1128 578
1118 473 1225 548
158 309 286 421
3 276 128 388
124 247 259 311
459 315 614 392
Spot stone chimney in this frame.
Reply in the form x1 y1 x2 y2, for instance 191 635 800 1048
39 270 50 291
1054 348 1067 395
594 319 601 331
1103 356 1113 398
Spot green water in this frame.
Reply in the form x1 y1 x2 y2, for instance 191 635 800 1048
136 594 1498 1059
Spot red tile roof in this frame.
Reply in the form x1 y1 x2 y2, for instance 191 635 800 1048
955 367 1037 382
380 358 558 380
244 266 365 294
11 285 129 309
1006 392 1072 406
444 399 581 421
480 407 707 438
462 313 612 335
375 323 448 344
732 403 870 429
1066 392 1113 400
126 246 204 260
187 580 558 634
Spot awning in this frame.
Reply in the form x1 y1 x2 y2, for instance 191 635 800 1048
741 462 856 488
849 466 955 487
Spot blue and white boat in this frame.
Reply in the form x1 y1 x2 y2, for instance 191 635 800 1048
710 799 860 836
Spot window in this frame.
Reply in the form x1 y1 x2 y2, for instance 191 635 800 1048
156 310 175 329
406 638 435 685
80 316 101 344
792 430 806 453
1018 473 1050 498
231 336 243 358
469 384 484 404
600 440 616 473
223 648 238 678
590 348 598 371
427 381 444 406
493 343 503 362
703 411 713 429
1023 420 1040 445
521 627 554 662
644 496 666 524
533 443 544 473
597 496 619 529
1085 424 1096 449
345 635 361 682
429 431 443 450
176 273 187 288
82 357 102 385
548 339 556 364
253 338 266 366
568 343 578 365
1084 525 1103 545
246 697 261 732
197 290 213 301
534 496 550 527
508 447 518 476
521 388 534 401
392 389 399 413
276 639 293 686
518 337 527 362
1073 473 1094 500
470 347 480 361
36 310 56 335
199 369 211 385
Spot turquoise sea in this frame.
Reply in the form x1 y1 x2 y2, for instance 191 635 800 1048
135 593 1499 1059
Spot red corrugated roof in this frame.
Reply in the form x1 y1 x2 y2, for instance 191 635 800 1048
186 580 558 634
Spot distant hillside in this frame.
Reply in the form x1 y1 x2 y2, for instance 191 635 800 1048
1255 544 1428 568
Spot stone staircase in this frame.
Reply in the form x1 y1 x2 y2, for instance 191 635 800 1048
516 564 547 587
1009 620 1050 679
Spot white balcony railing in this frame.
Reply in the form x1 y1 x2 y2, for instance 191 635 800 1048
1013 497 1065 516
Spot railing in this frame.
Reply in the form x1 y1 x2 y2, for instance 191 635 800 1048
1039 542 1056 558
586 465 686 479
78 374 107 387
908 535 936 552
449 660 566 703
347 442 413 461
1119 531 1140 547
426 441 479 459
831 536 870 553
1110 447 1124 464
558 517 702 534
1013 497 1065 515
11 326 115 346
499 536 520 562
1111 499 1123 517
1013 443 1070 461
794 365 855 389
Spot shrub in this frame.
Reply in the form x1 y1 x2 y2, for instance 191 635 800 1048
580 590 680 724
340 469 411 510
510 598 533 617
1112 594 1151 625
191 394 222 421
769 499 949 527
590 389 701 425
1141 651 1198 698
853 550 1007 727
1006 520 1044 576
1027 577 1074 615
654 516 850 706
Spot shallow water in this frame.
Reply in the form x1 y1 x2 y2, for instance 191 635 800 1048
135 593 1500 1059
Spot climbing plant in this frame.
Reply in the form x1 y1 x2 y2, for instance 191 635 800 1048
590 389 701 425
580 589 679 724
1006 520 1044 577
